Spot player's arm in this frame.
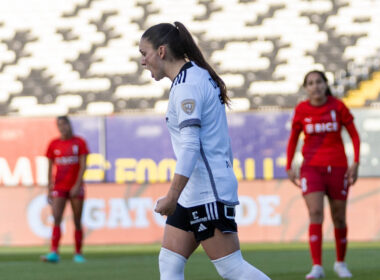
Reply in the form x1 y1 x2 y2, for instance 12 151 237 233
70 154 87 197
47 158 54 204
155 173 189 216
155 84 202 215
155 125 200 216
286 128 301 170
77 154 87 184
286 122 302 187
47 158 53 187
340 102 360 186
345 121 360 186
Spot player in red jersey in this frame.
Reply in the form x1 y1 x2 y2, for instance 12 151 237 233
41 116 89 263
286 71 360 279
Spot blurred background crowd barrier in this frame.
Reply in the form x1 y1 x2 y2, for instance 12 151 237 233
0 179 379 246
0 109 379 186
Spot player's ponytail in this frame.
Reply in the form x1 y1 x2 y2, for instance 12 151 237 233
142 22 230 105
303 70 333 96
174 22 229 105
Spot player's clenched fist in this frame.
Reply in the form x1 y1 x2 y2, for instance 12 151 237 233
155 196 177 216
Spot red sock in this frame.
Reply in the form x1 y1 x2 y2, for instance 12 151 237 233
309 224 322 265
51 225 61 253
75 229 83 254
335 227 347 262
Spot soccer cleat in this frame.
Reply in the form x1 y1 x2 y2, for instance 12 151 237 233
305 265 325 279
41 252 60 263
73 254 86 263
334 262 352 278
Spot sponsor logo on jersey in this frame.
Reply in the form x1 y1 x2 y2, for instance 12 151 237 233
305 122 338 134
198 223 207 232
181 99 196 115
55 156 79 165
192 211 199 220
190 216 208 225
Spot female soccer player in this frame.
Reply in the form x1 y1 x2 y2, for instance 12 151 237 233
286 71 360 279
139 22 270 280
41 116 89 263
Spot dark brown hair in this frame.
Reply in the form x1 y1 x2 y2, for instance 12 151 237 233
303 70 332 96
56 115 73 136
57 115 70 124
142 22 230 105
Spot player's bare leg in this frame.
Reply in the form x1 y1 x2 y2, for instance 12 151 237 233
201 228 239 260
329 198 352 278
329 198 347 229
304 192 325 279
71 197 86 263
304 192 325 224
162 224 199 258
202 229 270 279
41 196 67 263
159 224 199 280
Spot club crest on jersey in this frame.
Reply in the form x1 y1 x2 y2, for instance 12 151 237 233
72 145 79 155
181 99 196 115
304 117 312 123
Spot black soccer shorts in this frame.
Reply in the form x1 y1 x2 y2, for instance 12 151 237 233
166 201 237 242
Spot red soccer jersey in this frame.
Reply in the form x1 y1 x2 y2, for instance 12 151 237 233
46 136 89 191
287 96 357 169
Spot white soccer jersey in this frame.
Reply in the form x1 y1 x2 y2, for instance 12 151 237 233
166 61 239 208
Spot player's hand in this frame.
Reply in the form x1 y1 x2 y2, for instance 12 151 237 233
155 196 177 216
69 186 81 198
287 169 300 188
345 162 359 186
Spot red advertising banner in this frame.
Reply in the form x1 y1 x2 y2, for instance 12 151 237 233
0 179 379 246
0 117 58 186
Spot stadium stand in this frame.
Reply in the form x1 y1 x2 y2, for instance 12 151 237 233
0 0 380 116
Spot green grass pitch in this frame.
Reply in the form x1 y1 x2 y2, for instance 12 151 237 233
1 242 379 279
